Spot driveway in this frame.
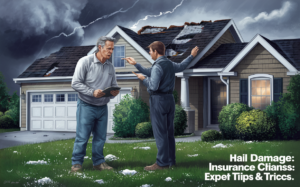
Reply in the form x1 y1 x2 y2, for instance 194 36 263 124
0 131 202 149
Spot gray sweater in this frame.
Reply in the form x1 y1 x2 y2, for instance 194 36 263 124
71 53 118 106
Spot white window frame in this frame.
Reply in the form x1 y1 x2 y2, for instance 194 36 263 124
113 45 126 68
248 74 273 108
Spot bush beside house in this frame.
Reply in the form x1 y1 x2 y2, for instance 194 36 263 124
218 103 253 140
113 94 149 137
0 71 20 129
218 74 300 141
201 130 222 142
236 110 276 141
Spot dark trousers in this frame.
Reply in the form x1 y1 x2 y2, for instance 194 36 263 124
149 94 176 167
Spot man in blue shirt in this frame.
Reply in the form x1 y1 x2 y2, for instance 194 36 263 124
124 41 198 170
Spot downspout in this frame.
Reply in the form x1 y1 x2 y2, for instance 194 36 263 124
220 75 229 105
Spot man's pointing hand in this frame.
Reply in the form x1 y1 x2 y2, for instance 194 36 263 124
122 57 137 65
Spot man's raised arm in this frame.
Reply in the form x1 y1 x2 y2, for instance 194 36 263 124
173 46 199 73
122 57 152 77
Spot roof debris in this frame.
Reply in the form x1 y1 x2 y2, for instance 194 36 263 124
138 26 167 35
44 67 59 77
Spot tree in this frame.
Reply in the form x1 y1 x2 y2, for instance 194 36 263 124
0 72 9 112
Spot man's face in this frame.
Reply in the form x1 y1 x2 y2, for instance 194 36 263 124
99 41 114 59
149 47 157 60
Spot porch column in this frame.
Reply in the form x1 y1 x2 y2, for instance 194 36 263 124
180 76 190 109
179 75 195 133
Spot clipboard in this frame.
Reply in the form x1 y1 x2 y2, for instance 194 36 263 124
102 86 121 97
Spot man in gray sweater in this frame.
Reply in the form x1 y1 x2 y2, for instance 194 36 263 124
71 36 119 172
124 41 198 170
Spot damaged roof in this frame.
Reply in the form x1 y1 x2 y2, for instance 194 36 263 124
119 19 231 62
18 46 94 78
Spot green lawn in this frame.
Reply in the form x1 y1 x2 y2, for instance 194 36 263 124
0 128 20 133
0 138 299 187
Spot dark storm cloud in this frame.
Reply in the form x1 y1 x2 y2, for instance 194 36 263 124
0 0 299 95
0 0 88 59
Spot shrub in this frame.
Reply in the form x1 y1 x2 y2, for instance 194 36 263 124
0 115 14 129
236 109 276 141
113 95 149 137
201 130 222 142
276 95 300 139
218 103 253 139
0 111 3 117
7 92 20 126
5 109 13 117
173 90 178 104
174 104 187 136
135 122 153 138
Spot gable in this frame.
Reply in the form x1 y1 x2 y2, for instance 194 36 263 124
199 28 236 62
112 34 152 73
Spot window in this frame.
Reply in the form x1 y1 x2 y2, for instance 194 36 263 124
248 74 273 110
56 94 65 102
32 95 41 102
44 94 53 102
251 79 271 110
68 94 78 101
113 46 125 68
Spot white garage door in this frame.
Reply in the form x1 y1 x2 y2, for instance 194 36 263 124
30 92 78 131
29 90 131 132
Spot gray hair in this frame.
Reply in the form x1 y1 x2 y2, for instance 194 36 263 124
96 36 115 53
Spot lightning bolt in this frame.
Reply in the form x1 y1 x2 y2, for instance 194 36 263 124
130 0 185 29
46 0 140 43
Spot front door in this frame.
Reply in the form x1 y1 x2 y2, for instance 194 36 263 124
208 78 227 125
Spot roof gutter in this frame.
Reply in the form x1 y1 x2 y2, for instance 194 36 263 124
13 73 145 84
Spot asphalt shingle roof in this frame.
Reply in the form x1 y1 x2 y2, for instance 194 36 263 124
262 36 300 71
18 46 94 78
190 43 248 69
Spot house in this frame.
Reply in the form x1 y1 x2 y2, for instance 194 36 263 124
13 19 300 133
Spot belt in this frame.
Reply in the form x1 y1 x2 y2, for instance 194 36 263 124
150 91 173 95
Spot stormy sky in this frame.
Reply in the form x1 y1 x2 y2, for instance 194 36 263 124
0 0 299 95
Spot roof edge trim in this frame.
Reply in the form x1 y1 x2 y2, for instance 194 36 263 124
222 34 298 72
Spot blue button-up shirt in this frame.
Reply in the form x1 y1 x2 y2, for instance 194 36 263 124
134 55 194 93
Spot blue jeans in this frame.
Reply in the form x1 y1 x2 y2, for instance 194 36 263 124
71 98 108 166
150 94 176 167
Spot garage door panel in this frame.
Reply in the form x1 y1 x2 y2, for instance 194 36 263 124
108 106 115 118
55 106 66 117
44 120 54 129
55 120 65 129
32 107 42 117
32 120 42 129
107 119 114 133
67 120 77 130
67 106 77 117
44 107 54 117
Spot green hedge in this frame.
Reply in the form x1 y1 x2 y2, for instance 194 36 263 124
0 115 14 129
218 103 253 139
113 95 149 137
236 110 276 141
201 130 222 142
174 104 187 136
135 122 153 138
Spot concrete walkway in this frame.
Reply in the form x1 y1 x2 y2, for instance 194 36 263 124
0 130 210 149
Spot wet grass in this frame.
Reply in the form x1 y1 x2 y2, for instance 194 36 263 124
0 138 299 187
109 133 194 140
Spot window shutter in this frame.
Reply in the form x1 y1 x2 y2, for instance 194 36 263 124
240 79 248 105
274 78 283 102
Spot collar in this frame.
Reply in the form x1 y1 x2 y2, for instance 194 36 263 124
153 55 167 66
93 53 109 65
